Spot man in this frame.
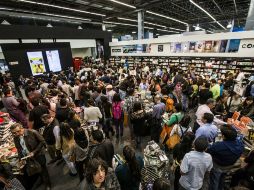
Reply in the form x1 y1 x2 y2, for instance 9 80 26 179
151 95 166 143
210 79 220 100
73 79 81 106
195 113 218 143
41 114 61 163
10 123 51 190
224 72 234 91
87 130 114 167
61 80 73 97
194 99 225 134
217 79 224 97
106 85 116 103
207 125 244 190
199 82 213 105
179 136 213 190
29 98 49 130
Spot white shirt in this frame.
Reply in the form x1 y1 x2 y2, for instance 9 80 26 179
73 85 80 101
170 124 192 137
83 106 102 122
195 104 226 126
19 135 30 156
61 84 72 97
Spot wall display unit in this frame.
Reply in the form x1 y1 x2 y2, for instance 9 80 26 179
110 56 254 75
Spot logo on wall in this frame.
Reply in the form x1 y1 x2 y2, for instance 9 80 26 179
123 45 137 53
242 44 254 48
158 45 164 52
112 49 121 53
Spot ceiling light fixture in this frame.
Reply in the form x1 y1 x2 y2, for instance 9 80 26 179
17 0 106 17
227 21 232 29
132 31 137 34
78 26 83 29
195 24 200 30
146 11 188 25
107 29 112 32
189 0 226 30
46 23 53 27
118 17 136 22
157 28 179 33
108 0 136 9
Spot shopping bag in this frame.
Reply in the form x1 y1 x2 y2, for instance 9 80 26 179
123 112 128 127
26 158 42 176
166 133 180 149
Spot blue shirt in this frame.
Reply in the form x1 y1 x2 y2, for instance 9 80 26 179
152 102 165 119
207 139 244 166
195 123 218 142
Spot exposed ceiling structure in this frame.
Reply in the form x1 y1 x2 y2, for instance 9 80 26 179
0 0 251 36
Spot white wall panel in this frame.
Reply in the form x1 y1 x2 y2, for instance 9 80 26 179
57 39 96 48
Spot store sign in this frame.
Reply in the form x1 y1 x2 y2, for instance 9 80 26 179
238 39 254 55
123 45 137 53
112 49 121 53
242 44 254 48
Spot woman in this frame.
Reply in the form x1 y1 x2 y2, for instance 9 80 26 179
79 158 120 190
83 99 102 124
68 110 81 131
170 115 192 138
112 93 124 138
101 96 114 138
72 127 89 182
130 102 147 147
227 92 242 118
239 96 254 119
2 87 28 127
166 103 184 127
115 145 143 190
55 98 71 123
172 132 195 190
59 122 77 176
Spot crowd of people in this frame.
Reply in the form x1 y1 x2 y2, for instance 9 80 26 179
0 61 253 190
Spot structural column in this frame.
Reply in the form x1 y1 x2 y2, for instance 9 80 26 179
245 0 254 30
138 10 144 40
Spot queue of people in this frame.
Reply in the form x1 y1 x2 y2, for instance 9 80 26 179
0 61 253 190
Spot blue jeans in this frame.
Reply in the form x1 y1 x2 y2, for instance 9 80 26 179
114 118 123 137
209 167 225 190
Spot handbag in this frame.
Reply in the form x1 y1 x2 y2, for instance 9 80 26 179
159 115 178 145
25 158 42 176
166 125 181 149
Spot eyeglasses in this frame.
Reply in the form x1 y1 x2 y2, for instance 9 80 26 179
11 129 21 134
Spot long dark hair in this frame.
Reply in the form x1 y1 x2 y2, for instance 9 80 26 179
60 122 74 141
123 145 141 181
179 132 195 154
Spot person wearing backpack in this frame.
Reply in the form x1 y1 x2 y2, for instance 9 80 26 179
112 93 124 139
71 127 89 181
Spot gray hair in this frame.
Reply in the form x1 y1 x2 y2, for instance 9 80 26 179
206 98 215 105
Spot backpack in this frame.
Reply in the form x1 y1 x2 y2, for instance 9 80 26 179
112 102 122 119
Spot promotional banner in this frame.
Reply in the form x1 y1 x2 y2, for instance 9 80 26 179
46 50 62 72
27 51 46 76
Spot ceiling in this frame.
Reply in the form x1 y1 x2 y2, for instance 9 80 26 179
0 0 251 37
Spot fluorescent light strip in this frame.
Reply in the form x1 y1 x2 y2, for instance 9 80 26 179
104 21 154 29
147 11 188 25
189 0 226 30
41 13 91 21
118 17 185 31
157 28 179 33
108 0 136 9
17 0 106 17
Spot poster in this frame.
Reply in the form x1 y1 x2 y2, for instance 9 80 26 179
175 43 182 53
46 50 62 72
189 42 196 52
170 42 176 53
196 41 205 53
204 41 213 52
158 45 164 52
27 51 46 76
212 41 221 52
220 40 228 52
182 42 189 53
